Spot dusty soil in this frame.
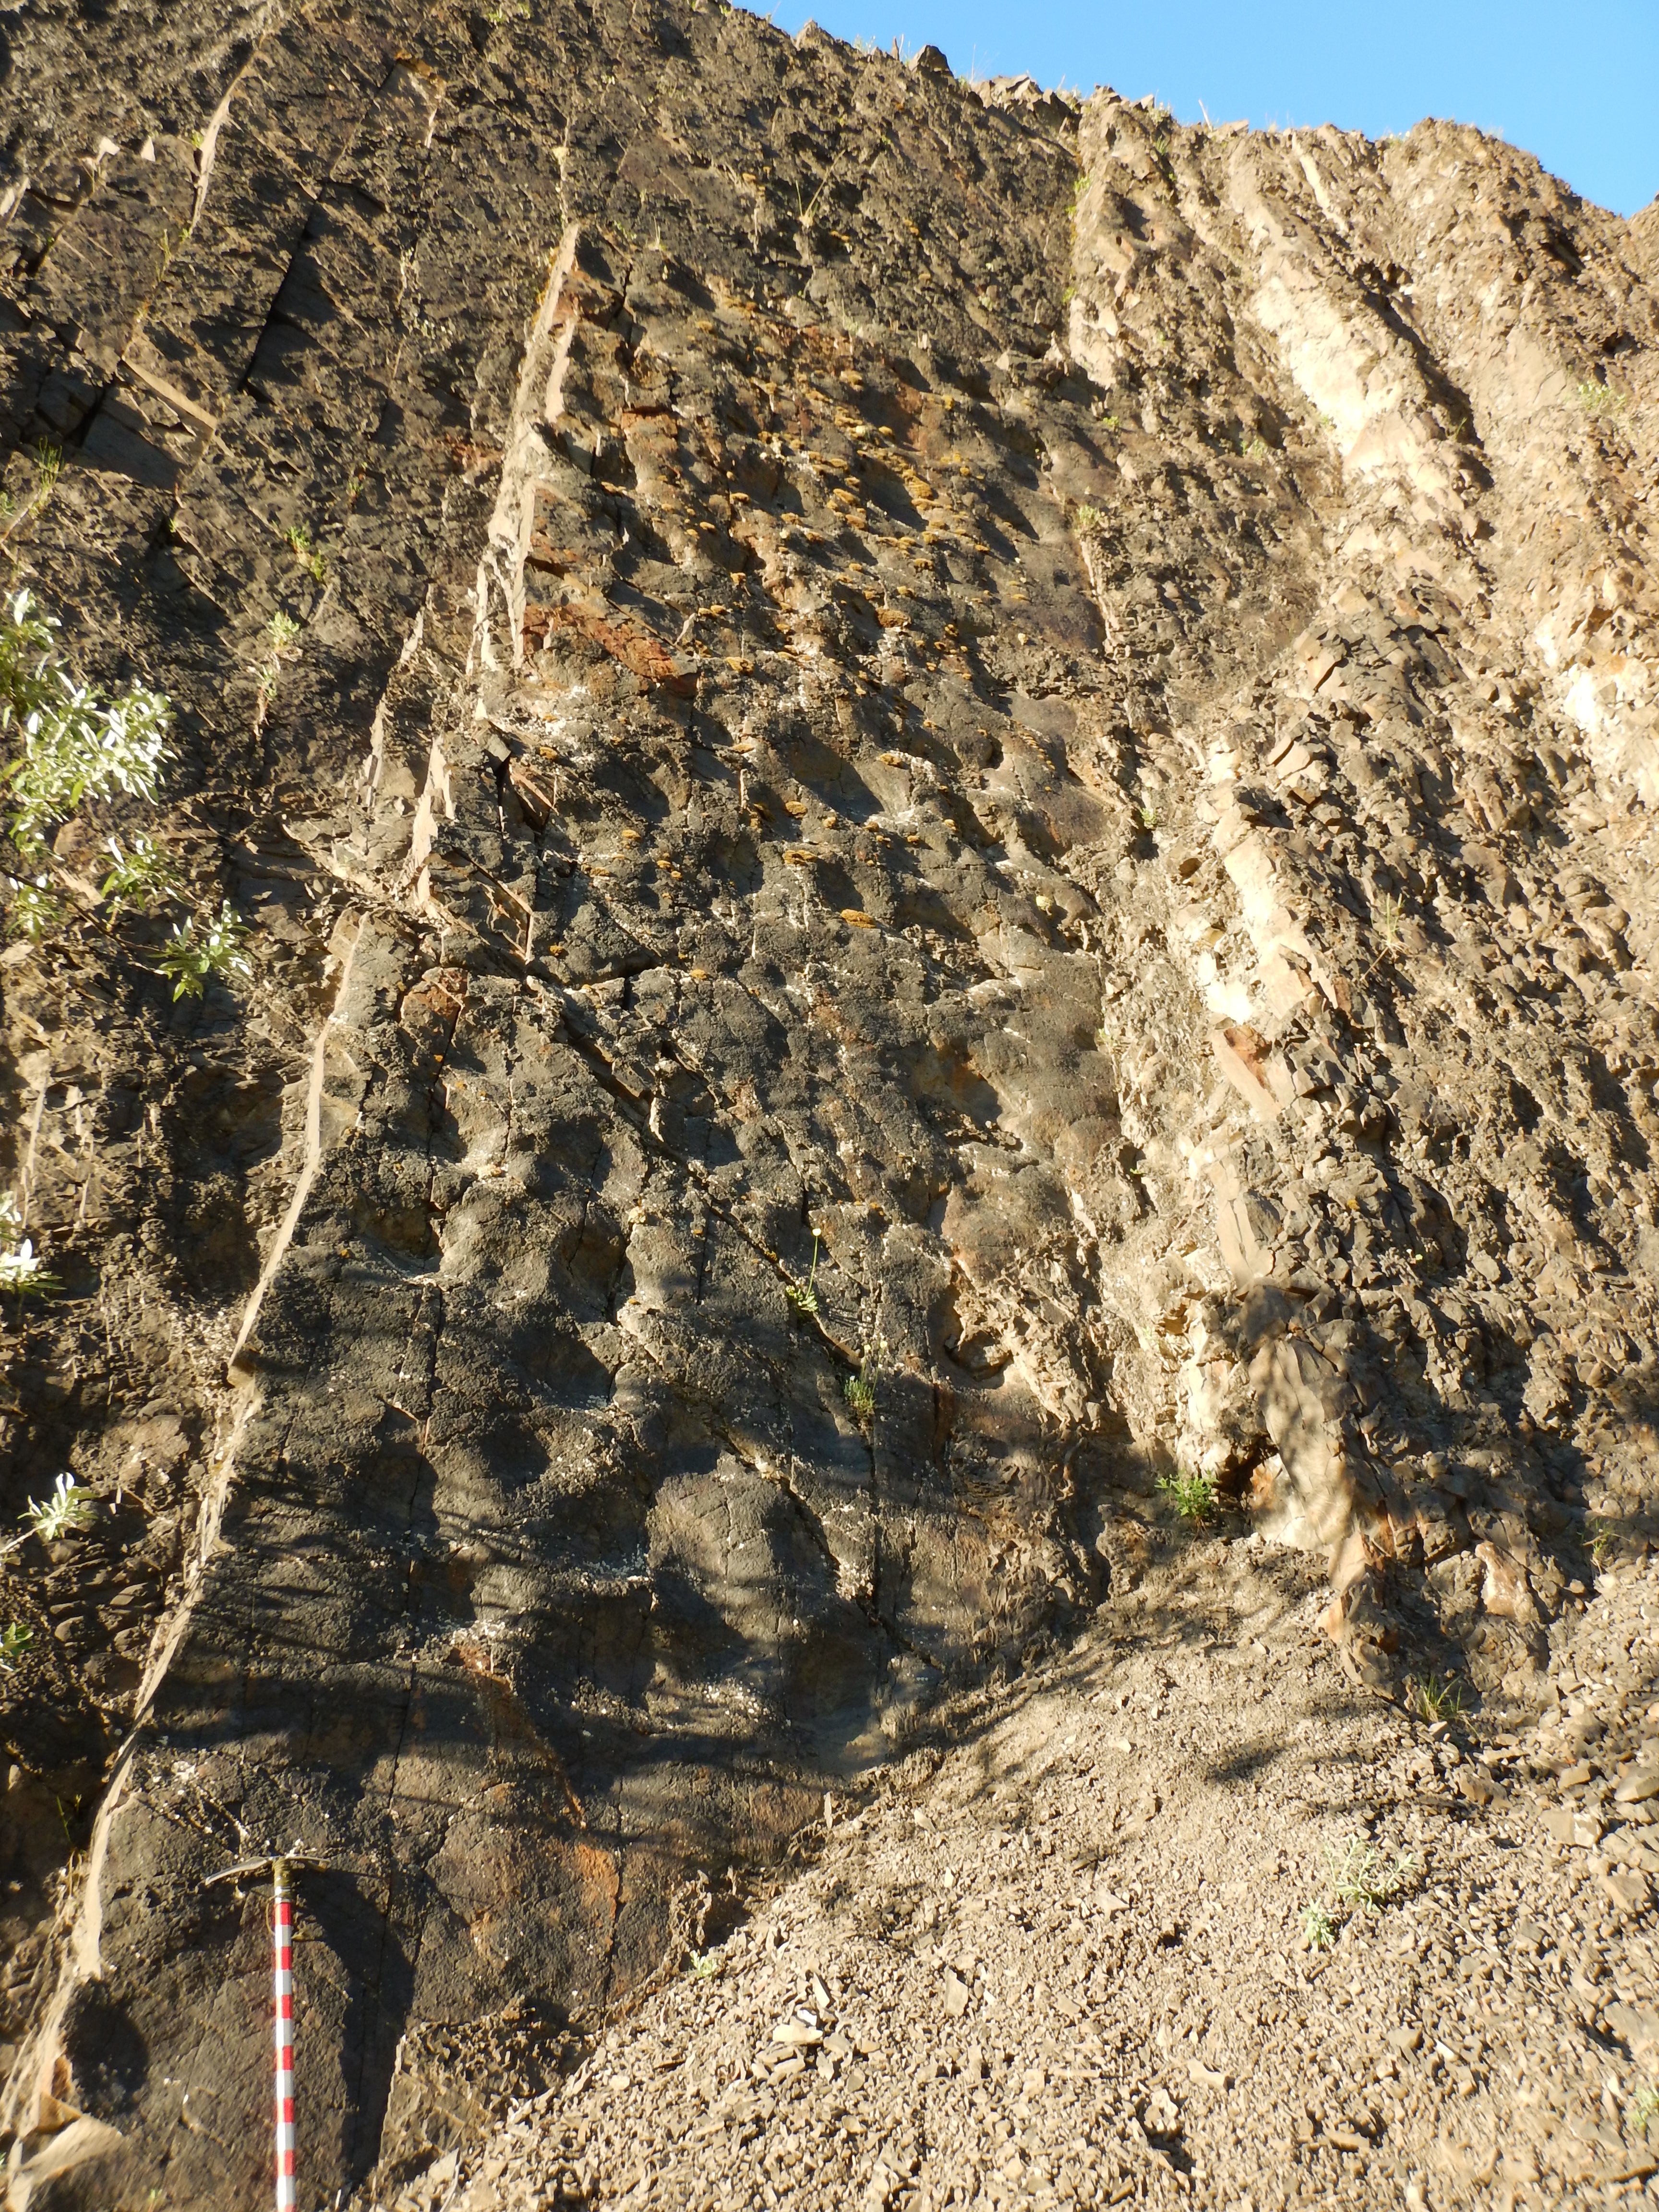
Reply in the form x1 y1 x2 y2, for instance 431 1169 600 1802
0 0 1657 2205
391 1533 1659 2212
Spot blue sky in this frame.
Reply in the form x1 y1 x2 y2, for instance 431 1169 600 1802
781 1 1658 219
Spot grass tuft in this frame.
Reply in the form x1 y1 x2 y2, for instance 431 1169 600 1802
1405 1673 1462 1724
26 441 62 512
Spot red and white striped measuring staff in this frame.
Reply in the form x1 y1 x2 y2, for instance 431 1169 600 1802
201 1848 324 2210
272 1856 296 2212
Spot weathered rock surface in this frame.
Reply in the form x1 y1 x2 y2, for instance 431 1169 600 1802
0 3 1655 2203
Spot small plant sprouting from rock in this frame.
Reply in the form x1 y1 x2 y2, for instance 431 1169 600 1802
843 1345 878 1422
1324 1833 1418 1919
0 587 175 941
0 1192 54 1296
24 1473 97 1544
1157 1466 1216 1527
1373 892 1404 949
1240 433 1270 462
1406 1672 1462 1724
26 441 62 514
0 445 63 538
1631 2082 1659 2138
1575 380 1628 421
1073 504 1104 534
157 902 252 1000
255 611 303 711
285 524 327 583
0 1622 32 1671
1302 1834 1417 1950
1301 1900 1335 1951
786 1228 822 1317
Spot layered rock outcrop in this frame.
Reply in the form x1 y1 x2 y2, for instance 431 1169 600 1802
0 3 1655 2201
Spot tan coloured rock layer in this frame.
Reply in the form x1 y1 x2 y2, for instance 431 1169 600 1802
0 2 1655 2203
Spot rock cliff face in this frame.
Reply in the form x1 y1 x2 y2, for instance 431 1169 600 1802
0 2 1655 2202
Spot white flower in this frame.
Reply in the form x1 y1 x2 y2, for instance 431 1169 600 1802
0 1238 41 1288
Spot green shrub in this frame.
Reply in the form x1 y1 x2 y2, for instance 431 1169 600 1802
0 592 252 996
100 832 183 913
6 876 62 941
1301 1833 1418 1952
0 592 171 853
1324 1833 1418 1916
157 902 252 999
1302 1901 1334 1950
0 587 174 947
1157 1466 1216 1525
